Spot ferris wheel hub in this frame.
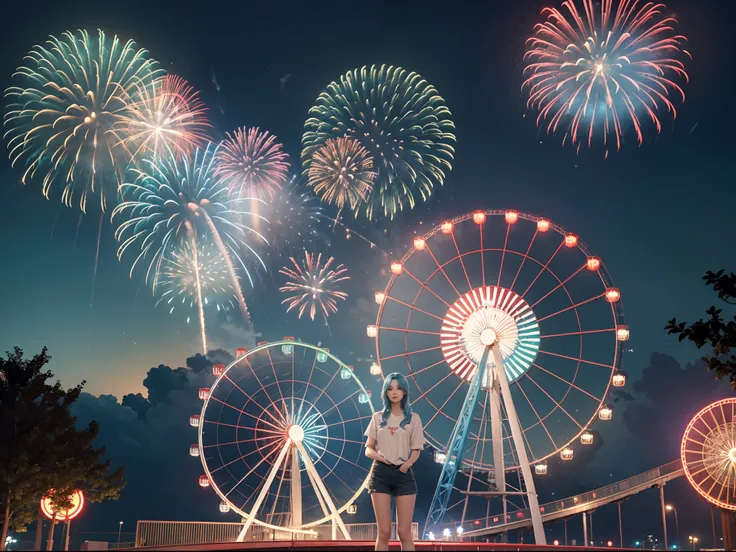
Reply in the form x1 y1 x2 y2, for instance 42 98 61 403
479 328 497 347
441 286 540 385
288 424 305 443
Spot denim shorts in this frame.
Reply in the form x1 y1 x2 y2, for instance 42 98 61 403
368 462 418 496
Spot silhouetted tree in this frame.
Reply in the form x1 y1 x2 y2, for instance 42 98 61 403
0 347 125 550
666 270 736 389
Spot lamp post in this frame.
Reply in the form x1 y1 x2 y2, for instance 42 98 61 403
666 505 679 544
688 535 699 551
118 521 123 544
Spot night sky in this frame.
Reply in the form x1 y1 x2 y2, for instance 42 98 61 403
1 0 735 548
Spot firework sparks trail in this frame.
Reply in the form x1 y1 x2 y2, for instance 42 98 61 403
279 251 350 321
522 0 690 153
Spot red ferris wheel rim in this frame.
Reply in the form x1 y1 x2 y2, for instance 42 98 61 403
373 210 626 470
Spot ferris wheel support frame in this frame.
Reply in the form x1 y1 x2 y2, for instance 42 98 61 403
424 345 491 537
235 435 352 542
424 339 545 545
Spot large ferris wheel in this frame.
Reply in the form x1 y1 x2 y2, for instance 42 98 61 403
190 341 375 541
370 210 628 543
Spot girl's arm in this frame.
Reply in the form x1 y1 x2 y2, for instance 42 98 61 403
365 437 390 463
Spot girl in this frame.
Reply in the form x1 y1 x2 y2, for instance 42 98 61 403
364 373 425 551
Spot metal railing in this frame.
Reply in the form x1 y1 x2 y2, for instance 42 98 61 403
136 520 419 546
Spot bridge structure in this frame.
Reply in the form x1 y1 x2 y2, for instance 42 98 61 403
455 459 683 545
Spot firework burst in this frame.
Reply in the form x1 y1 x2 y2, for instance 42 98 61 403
302 64 456 220
3 29 162 212
522 0 690 153
279 251 349 321
113 143 267 330
156 240 235 315
215 127 290 200
117 74 211 162
307 136 375 212
261 176 328 262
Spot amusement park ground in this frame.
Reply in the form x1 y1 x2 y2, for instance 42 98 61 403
134 541 627 551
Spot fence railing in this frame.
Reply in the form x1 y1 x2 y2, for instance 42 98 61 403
136 520 419 547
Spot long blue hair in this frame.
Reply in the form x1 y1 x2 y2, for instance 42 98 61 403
379 372 413 429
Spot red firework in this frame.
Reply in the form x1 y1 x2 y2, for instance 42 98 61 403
118 74 211 161
215 127 290 200
522 0 690 154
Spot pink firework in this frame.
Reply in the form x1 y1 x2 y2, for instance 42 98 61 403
118 74 211 160
523 0 690 153
279 251 350 321
215 127 290 200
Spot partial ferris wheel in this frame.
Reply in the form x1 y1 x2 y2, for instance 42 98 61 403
370 210 628 543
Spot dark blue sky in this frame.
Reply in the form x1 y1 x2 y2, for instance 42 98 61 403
1 0 735 546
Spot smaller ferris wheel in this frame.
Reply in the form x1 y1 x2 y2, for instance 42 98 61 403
190 340 375 541
682 398 736 511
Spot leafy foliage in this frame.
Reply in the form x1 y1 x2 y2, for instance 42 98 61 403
666 270 736 389
0 347 125 548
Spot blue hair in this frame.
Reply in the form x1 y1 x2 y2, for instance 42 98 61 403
379 372 413 429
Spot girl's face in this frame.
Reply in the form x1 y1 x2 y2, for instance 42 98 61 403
387 379 406 405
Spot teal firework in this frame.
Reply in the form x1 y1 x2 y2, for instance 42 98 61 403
3 29 162 212
113 143 267 325
302 64 456 220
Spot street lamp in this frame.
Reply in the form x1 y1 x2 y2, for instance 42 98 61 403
666 505 679 543
118 521 124 544
688 535 699 551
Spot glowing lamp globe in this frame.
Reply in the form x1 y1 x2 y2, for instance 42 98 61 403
359 390 372 404
581 432 594 445
40 490 85 521
441 221 453 234
443 528 452 538
607 541 613 548
367 325 377 338
535 463 547 475
190 444 200 457
612 371 626 387
198 388 210 400
456 526 464 535
505 210 518 224
537 219 550 232
561 448 574 461
199 475 210 487
219 501 230 513
370 363 382 376
235 347 247 358
414 237 426 250
599 405 613 421
616 325 630 341
473 211 486 224
375 291 385 305
212 364 225 377
586 256 601 271
605 288 621 303
390 261 403 275
189 415 201 427
434 451 448 464
564 233 578 248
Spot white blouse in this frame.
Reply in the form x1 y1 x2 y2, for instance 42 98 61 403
364 411 425 465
